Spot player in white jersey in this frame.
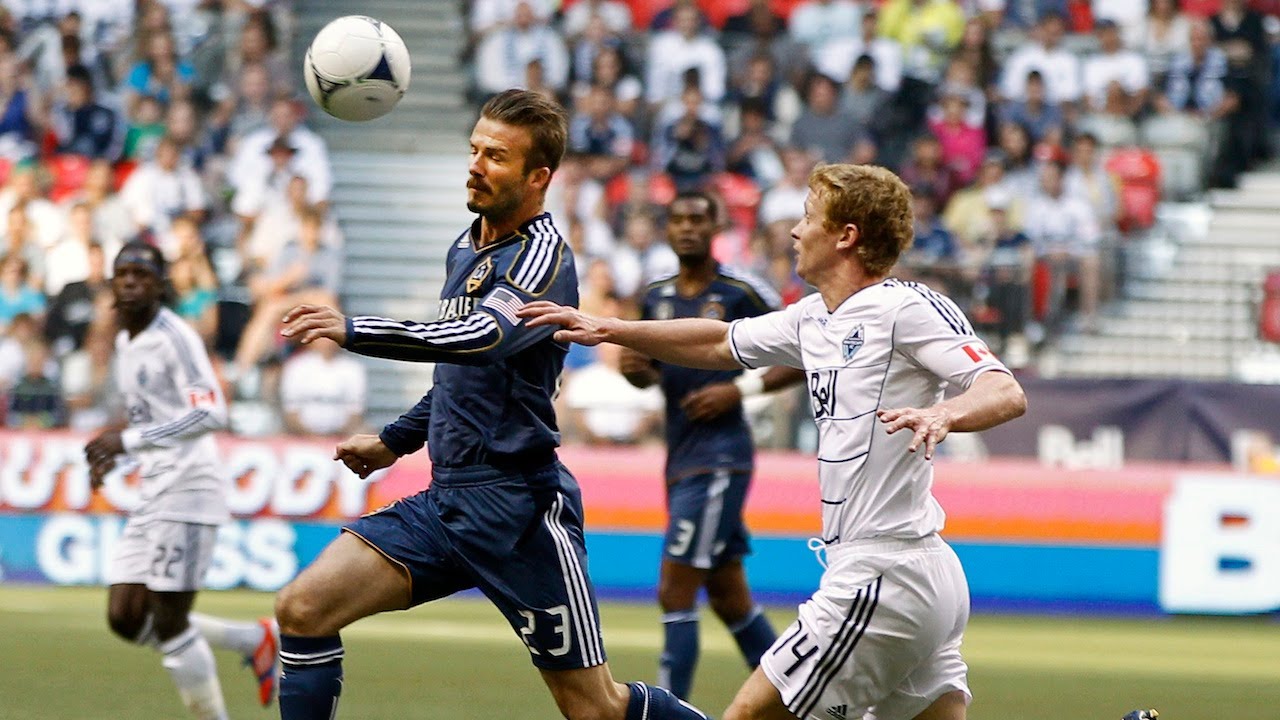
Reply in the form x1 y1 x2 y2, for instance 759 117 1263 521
520 164 1027 720
85 242 281 719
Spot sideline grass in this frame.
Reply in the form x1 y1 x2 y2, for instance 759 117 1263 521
0 586 1276 719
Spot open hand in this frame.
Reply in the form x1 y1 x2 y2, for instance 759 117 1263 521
280 304 347 346
334 434 398 479
518 301 610 346
681 382 741 422
877 406 953 460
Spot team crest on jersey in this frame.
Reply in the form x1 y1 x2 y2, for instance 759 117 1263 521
700 301 726 320
466 256 493 294
842 324 864 361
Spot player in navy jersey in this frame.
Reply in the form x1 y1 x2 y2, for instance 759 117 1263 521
623 192 805 700
272 90 711 720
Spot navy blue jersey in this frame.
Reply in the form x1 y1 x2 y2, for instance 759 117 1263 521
344 212 577 481
641 266 779 482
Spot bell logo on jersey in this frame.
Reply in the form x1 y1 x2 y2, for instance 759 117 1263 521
809 370 838 419
842 324 864 361
187 388 218 410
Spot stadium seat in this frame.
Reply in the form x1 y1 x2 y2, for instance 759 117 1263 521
46 154 91 202
1105 148 1161 231
112 159 138 191
648 173 676 205
714 172 762 233
1259 270 1280 343
1140 114 1210 151
0 157 10 186
1152 148 1203 201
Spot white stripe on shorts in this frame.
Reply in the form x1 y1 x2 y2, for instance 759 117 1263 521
542 493 604 665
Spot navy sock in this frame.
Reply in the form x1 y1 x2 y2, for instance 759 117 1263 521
279 634 343 720
658 610 699 700
626 682 711 720
728 606 776 669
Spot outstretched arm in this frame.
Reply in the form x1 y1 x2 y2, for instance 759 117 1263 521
519 301 740 370
878 370 1026 460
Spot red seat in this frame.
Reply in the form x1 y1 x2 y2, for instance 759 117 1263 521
46 154 91 202
113 159 139 191
1260 270 1280 343
0 157 11 187
1105 148 1161 232
713 172 762 233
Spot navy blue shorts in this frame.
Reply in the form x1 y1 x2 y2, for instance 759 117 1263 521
663 469 752 570
344 462 606 670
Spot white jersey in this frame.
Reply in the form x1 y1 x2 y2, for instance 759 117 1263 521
115 307 229 524
729 279 1008 544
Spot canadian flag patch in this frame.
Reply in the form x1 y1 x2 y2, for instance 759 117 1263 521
187 388 218 409
962 344 994 363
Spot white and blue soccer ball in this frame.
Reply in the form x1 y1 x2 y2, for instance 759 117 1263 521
304 15 411 122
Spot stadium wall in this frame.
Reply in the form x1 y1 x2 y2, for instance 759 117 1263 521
0 430 1275 616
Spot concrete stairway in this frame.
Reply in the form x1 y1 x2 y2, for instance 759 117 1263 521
288 1 475 424
1055 171 1280 381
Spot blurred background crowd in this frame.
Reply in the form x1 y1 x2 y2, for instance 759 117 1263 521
0 0 365 438
2 0 1279 451
462 0 1280 448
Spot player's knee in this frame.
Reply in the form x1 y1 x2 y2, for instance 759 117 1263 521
707 589 752 625
554 695 621 720
106 604 145 642
150 607 190 642
275 580 330 635
657 577 698 613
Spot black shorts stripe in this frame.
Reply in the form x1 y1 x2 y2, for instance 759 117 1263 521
787 587 869 715
790 576 883 717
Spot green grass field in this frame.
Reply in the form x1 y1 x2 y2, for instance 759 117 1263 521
1 586 1276 720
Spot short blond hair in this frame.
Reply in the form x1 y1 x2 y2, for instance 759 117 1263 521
808 164 914 276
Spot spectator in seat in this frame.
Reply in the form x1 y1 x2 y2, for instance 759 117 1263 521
839 55 894 133
1024 161 1102 332
878 0 966 87
121 94 166 161
51 64 121 160
563 0 633 39
1001 0 1069 30
7 340 65 429
231 207 340 378
124 30 193 115
1159 18 1237 119
973 189 1034 367
1 205 48 285
209 61 273 154
44 201 108 298
1139 0 1191 81
944 149 1025 247
1000 12 1083 105
475 1 570 97
789 0 864 60
45 241 108 357
60 320 115 431
280 338 367 437
954 15 1000 91
0 167 66 250
569 14 622 87
119 134 206 246
815 8 904 93
789 73 861 164
227 12 291 97
997 120 1040 197
655 84 724 192
169 221 219 348
759 147 816 228
723 0 786 42
165 99 217 175
72 160 133 252
0 55 39 161
1000 70 1065 144
725 99 784 186
1063 132 1119 231
898 133 962 209
929 89 986 184
568 84 634 182
229 96 332 208
1082 18 1150 117
0 254 45 330
645 3 726 108
574 45 643 121
929 57 988 129
610 210 679 300
898 186 960 292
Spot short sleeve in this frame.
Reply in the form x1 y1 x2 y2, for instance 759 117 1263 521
894 294 1009 390
727 301 805 370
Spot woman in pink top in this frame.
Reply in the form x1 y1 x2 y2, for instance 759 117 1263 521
928 90 986 184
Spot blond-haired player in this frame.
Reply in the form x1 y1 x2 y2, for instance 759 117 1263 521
521 164 1027 720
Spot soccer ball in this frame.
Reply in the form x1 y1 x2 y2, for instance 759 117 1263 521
304 15 411 122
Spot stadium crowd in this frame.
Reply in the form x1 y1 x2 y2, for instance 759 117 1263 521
464 0 1280 446
0 0 367 437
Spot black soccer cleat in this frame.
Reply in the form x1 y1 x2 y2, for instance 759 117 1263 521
1121 710 1159 720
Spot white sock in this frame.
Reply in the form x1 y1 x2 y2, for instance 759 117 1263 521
190 612 266 655
159 627 229 720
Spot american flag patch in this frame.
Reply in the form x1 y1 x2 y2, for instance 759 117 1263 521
481 287 526 325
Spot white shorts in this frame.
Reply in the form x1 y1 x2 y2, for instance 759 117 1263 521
761 534 971 720
106 516 218 592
